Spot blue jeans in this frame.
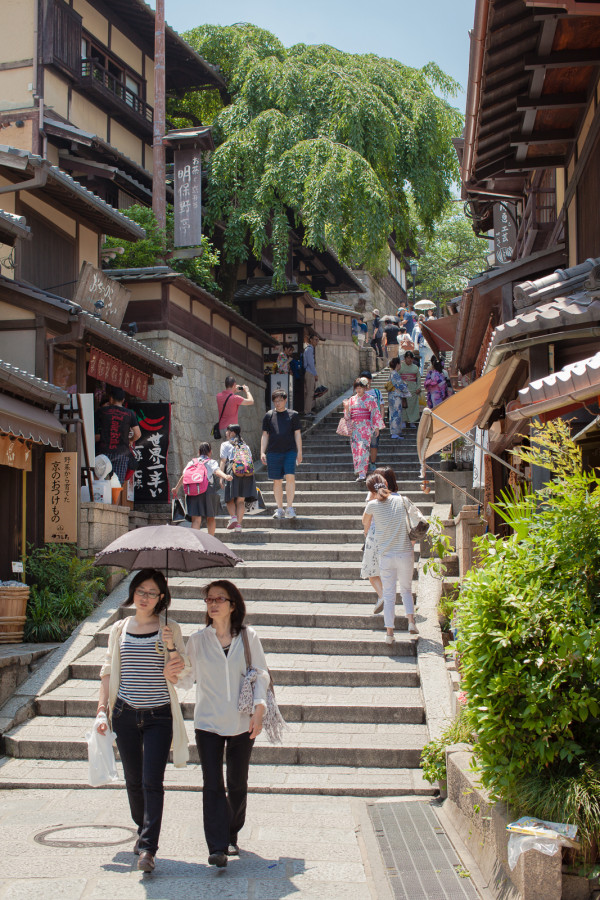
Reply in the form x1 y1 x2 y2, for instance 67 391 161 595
112 698 173 855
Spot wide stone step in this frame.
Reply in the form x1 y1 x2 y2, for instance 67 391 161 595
252 480 432 493
218 501 434 517
186 560 387 580
209 541 365 561
95 623 419 656
257 490 430 505
72 647 420 687
4 717 427 767
166 598 413 629
0 757 434 796
168 576 417 604
203 528 364 544
37 681 425 724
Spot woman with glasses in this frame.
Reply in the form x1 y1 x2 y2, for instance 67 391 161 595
95 568 190 873
180 580 270 868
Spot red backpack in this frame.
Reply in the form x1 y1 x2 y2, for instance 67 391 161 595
182 457 209 495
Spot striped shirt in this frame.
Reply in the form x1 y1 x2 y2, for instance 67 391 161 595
117 629 170 708
365 493 412 556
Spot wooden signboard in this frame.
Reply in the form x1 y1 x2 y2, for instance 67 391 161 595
493 202 517 266
73 263 131 328
174 147 202 248
44 452 78 543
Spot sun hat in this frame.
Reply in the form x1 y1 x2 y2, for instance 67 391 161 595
94 454 113 480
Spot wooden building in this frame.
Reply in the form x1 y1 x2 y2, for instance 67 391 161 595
0 0 224 207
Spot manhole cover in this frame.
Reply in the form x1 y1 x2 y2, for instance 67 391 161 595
34 824 138 848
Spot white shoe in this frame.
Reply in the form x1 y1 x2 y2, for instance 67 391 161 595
284 507 297 518
385 633 395 644
373 598 384 615
227 517 238 530
273 508 285 519
233 523 242 531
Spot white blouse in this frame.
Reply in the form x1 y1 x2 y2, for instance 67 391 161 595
181 625 270 736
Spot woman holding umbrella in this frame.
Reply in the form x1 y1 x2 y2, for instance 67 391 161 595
180 579 270 868
95 568 190 873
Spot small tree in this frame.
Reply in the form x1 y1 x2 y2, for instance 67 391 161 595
456 420 600 857
103 204 221 296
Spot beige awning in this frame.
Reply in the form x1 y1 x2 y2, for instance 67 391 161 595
417 358 520 461
420 316 459 355
507 352 600 421
0 393 65 447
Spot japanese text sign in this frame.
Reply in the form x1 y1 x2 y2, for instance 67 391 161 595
174 147 202 248
493 202 517 266
44 452 78 543
129 402 171 503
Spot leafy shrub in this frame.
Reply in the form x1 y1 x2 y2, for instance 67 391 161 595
24 544 107 642
456 421 600 814
421 710 474 784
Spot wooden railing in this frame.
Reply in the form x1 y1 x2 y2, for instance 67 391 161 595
80 59 153 126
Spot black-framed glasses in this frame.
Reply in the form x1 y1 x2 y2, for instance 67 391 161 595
205 596 231 604
135 588 161 600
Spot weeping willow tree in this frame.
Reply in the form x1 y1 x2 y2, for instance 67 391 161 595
171 24 463 298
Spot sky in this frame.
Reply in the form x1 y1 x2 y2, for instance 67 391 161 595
158 0 475 111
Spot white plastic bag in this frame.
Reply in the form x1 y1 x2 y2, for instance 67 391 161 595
86 716 119 786
507 834 561 870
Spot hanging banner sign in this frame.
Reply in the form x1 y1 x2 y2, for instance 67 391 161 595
88 347 148 400
0 435 32 471
129 402 171 503
44 452 78 543
493 202 517 265
73 263 131 328
174 147 202 248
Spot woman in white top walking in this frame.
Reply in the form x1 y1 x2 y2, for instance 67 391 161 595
95 568 190 873
181 580 270 868
362 475 419 642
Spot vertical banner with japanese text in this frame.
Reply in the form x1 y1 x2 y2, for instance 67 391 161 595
493 202 517 265
130 402 171 503
174 147 202 247
44 452 78 543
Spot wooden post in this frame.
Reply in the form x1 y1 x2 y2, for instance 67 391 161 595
152 0 166 229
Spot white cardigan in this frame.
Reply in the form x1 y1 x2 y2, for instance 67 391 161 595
181 625 270 736
100 615 191 768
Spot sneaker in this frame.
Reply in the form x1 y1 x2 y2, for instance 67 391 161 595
233 523 242 531
385 633 395 645
373 598 384 615
285 507 296 518
227 517 238 530
208 851 228 868
227 843 240 856
273 508 285 519
391 434 404 440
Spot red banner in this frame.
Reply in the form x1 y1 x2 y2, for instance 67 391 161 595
87 348 148 399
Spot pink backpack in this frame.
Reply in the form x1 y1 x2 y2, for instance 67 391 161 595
182 457 209 495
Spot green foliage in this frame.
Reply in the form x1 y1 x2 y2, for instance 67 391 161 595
24 544 107 642
412 202 490 306
456 420 600 805
422 514 454 579
175 24 462 291
103 205 221 295
490 482 536 542
421 711 474 784
505 763 600 863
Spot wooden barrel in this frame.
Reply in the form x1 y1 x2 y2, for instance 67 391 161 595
0 585 30 643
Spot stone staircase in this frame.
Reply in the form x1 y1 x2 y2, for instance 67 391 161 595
0 373 437 796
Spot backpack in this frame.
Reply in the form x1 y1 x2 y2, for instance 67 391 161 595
290 357 305 379
182 457 209 495
230 441 254 477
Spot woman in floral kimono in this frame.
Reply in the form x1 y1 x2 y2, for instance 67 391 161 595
343 377 385 482
424 357 450 409
399 351 422 427
388 358 411 439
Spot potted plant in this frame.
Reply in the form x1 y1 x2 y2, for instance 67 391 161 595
440 450 454 471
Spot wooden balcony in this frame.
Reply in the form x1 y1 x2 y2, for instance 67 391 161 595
79 59 153 138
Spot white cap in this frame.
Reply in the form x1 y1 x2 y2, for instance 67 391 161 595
94 454 112 480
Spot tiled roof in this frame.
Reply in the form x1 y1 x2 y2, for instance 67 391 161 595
0 358 69 405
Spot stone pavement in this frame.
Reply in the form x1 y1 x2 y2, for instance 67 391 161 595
0 787 489 899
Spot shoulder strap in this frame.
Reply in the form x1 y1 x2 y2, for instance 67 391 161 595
241 626 252 669
218 392 235 427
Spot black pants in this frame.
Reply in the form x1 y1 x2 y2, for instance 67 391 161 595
371 337 383 358
112 699 173 855
195 728 255 853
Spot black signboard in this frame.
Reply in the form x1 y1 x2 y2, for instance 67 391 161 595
130 402 171 503
174 147 202 248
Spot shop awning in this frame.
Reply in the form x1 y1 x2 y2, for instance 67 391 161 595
0 393 65 447
417 357 521 461
420 316 459 355
507 352 600 421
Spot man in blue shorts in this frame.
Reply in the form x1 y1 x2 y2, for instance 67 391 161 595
260 389 303 519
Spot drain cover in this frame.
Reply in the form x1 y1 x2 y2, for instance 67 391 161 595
34 824 138 848
368 801 479 899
